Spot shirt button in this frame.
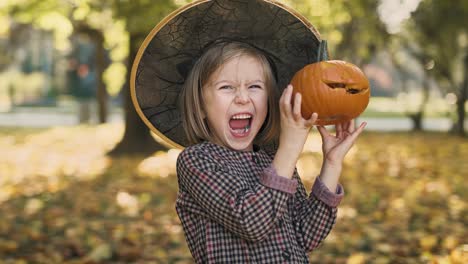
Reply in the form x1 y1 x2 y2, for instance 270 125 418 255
282 250 291 260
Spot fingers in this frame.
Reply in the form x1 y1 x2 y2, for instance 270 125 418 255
317 125 330 139
336 119 357 138
280 84 317 127
279 85 286 115
280 85 293 118
344 121 367 144
336 122 343 138
293 92 302 121
352 121 367 137
280 84 306 121
347 119 355 133
304 112 318 127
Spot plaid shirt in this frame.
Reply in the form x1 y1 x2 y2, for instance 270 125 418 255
176 141 344 263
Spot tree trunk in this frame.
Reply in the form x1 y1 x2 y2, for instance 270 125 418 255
411 77 430 131
399 77 429 131
454 95 466 136
453 56 467 136
409 112 423 131
108 34 167 156
95 32 108 123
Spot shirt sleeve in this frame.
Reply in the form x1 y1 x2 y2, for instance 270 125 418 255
290 169 344 252
259 164 298 193
176 147 295 242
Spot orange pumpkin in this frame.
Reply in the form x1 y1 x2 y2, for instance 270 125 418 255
290 60 370 125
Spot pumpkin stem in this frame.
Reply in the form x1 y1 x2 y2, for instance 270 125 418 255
317 40 329 62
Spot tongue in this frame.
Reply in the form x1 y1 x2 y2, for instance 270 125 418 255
229 119 249 129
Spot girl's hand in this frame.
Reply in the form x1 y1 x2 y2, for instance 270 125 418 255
317 119 366 167
278 84 318 154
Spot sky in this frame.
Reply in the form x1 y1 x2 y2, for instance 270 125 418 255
377 0 422 34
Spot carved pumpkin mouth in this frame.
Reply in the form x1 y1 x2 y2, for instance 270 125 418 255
324 82 368 94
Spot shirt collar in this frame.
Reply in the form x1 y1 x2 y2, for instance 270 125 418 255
202 141 263 156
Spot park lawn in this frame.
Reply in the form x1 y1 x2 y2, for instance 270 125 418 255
0 124 467 263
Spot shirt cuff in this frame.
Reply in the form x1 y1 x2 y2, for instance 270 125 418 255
311 176 344 207
260 165 298 194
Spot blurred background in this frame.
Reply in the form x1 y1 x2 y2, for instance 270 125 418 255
0 0 466 263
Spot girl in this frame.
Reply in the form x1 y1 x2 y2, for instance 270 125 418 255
175 41 366 263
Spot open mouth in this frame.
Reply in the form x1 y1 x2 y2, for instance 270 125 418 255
229 113 252 135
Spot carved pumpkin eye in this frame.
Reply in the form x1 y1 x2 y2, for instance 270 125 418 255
325 82 346 89
291 60 371 125
346 88 363 94
325 82 366 94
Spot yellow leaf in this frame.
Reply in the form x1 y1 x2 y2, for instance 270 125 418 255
420 235 438 251
347 253 367 264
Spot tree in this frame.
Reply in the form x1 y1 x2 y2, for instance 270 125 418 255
409 0 468 136
103 0 176 156
389 37 434 131
282 0 389 66
4 0 174 151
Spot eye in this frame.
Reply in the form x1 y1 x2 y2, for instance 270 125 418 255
219 85 233 90
249 84 263 89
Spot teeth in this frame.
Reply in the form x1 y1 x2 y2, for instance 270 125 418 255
233 127 250 134
231 114 252 119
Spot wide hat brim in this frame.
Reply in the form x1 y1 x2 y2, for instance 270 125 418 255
131 0 325 149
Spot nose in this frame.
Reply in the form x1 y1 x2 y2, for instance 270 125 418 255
234 88 250 104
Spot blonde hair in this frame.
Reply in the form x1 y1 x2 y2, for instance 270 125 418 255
180 41 280 146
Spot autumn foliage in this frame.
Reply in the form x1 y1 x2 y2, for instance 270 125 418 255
0 125 467 263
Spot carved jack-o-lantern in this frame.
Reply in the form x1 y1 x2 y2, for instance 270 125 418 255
290 60 370 125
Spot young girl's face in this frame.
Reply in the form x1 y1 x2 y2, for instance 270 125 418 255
202 54 268 152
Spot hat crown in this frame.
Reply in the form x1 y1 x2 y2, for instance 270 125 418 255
132 0 323 149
